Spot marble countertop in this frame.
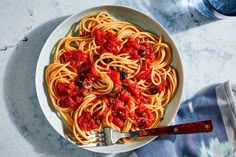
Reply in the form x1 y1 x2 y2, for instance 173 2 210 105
1 0 236 156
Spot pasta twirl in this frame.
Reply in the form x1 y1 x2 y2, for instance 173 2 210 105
45 11 178 145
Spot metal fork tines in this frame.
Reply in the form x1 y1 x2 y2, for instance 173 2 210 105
102 127 130 145
85 128 128 146
83 131 107 147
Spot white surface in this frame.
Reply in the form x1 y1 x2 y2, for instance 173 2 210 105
35 5 184 154
1 0 236 157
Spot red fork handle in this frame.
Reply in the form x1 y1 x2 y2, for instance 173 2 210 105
141 120 213 136
129 120 213 137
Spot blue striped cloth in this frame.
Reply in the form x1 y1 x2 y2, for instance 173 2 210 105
131 81 236 157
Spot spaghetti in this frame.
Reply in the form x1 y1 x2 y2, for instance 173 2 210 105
45 11 178 145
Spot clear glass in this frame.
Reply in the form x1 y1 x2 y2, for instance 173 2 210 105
192 0 236 19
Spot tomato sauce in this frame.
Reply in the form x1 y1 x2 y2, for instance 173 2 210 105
57 28 167 130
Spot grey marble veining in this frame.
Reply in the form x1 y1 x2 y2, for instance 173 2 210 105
119 0 215 34
0 0 236 157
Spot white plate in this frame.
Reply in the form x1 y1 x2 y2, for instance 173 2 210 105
35 5 184 154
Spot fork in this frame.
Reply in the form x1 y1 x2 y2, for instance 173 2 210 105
85 120 213 146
